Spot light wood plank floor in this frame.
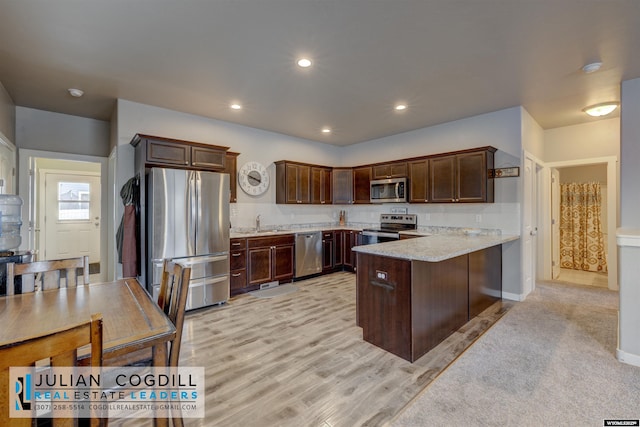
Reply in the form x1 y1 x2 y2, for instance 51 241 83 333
111 272 512 427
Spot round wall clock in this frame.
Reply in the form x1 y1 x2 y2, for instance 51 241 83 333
238 161 270 196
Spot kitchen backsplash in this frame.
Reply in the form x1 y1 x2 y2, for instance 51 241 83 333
230 202 520 235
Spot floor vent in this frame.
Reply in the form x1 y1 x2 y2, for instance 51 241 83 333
260 281 279 290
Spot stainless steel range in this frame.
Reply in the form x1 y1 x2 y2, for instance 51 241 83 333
361 214 417 245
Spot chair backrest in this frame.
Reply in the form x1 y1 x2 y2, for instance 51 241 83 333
0 313 104 426
6 255 90 295
157 260 191 367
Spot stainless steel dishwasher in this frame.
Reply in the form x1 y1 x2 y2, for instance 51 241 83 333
295 231 322 278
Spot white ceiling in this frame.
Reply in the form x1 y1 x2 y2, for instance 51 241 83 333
0 1 638 146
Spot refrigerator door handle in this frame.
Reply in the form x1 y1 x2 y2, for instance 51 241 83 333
187 172 197 255
200 275 229 286
179 254 228 266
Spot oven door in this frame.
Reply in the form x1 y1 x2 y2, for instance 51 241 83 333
361 230 399 245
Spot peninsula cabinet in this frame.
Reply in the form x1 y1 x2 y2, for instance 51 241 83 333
131 134 228 171
357 244 502 362
429 147 496 203
332 168 354 204
353 166 372 204
247 234 295 286
408 159 429 203
372 161 407 179
311 166 332 204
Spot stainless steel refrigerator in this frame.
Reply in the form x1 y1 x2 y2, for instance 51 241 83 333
147 168 230 310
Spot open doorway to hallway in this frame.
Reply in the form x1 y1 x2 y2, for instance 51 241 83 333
544 157 618 291
18 150 107 283
553 164 609 289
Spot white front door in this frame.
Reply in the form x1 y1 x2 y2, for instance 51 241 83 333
551 168 561 279
42 171 101 262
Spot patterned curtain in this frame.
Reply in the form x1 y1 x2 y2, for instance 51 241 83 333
559 182 607 272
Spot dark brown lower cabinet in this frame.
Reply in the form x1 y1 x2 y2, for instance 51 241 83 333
247 235 295 287
322 232 335 272
357 245 502 362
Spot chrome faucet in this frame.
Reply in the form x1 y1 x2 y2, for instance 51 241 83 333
256 214 261 232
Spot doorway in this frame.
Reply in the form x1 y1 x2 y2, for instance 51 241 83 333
543 157 617 290
18 149 107 283
553 164 609 288
522 152 543 298
39 169 101 264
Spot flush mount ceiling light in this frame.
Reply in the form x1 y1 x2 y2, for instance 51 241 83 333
582 61 603 74
394 104 407 111
68 88 84 97
321 127 331 134
297 58 312 68
230 103 242 110
583 102 619 117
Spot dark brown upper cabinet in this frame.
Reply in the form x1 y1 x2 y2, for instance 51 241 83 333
131 134 228 171
224 152 239 203
352 166 372 204
408 159 429 203
429 147 496 203
311 166 332 204
371 161 408 179
332 168 354 204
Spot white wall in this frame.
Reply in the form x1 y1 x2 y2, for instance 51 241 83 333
544 118 620 162
617 77 640 365
521 107 545 160
0 81 16 144
15 107 110 157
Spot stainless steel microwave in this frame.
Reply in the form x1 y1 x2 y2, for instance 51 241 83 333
370 177 407 203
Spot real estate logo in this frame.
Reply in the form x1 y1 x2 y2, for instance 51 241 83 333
14 373 33 411
8 366 205 419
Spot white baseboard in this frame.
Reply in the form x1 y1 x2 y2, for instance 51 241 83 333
617 348 640 367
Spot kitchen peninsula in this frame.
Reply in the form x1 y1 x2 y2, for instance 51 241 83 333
354 233 519 362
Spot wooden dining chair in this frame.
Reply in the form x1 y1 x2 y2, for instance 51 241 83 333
6 255 90 295
103 260 190 426
0 313 106 427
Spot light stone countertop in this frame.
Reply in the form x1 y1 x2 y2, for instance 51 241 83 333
352 233 520 262
230 225 362 239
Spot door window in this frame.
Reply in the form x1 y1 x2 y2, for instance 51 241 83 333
57 182 90 220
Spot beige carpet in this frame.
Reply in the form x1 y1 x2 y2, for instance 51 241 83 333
391 281 640 426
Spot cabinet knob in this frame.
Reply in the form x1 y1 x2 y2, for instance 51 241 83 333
185 161 189 165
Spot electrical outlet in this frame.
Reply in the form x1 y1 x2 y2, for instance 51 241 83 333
475 214 482 223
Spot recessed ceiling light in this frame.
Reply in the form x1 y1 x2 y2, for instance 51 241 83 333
582 102 619 117
321 127 331 134
68 88 84 98
230 103 242 110
395 104 407 111
582 62 603 74
297 58 312 68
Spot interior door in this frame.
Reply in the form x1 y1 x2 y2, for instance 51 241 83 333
522 157 536 296
551 168 561 279
0 139 15 194
43 171 100 262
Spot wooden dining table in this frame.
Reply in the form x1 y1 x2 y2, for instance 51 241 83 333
0 277 176 427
